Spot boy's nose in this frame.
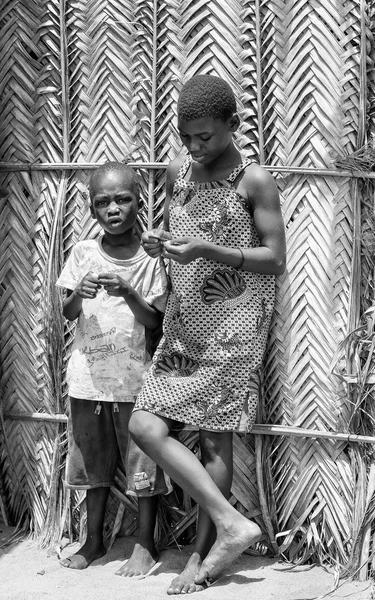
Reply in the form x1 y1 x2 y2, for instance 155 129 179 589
108 201 119 212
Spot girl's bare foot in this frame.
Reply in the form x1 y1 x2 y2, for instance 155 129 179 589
194 519 261 584
115 542 158 577
60 541 106 570
167 552 206 595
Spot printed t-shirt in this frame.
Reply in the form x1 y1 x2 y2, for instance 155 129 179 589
56 237 168 403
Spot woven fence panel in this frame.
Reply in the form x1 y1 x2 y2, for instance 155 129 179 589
1 0 375 575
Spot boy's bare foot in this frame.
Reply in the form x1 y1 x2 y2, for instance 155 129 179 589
60 542 106 570
167 552 206 595
115 542 158 577
194 519 262 584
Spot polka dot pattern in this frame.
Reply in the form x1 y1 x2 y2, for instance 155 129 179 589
135 158 275 432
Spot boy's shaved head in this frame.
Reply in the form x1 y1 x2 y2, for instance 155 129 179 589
177 75 237 122
89 162 141 199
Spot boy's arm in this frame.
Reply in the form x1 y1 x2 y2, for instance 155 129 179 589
63 289 83 321
119 285 161 330
62 272 101 321
97 273 161 329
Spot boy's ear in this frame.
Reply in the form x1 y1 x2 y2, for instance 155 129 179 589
89 204 96 219
229 113 240 132
138 198 144 210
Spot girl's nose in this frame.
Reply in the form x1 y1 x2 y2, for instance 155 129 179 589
188 138 201 152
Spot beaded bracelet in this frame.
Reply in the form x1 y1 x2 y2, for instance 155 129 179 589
237 248 245 269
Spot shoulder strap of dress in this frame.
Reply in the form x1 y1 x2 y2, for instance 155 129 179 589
227 157 253 183
176 156 192 181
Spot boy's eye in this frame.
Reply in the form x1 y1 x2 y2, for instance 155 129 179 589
200 136 211 141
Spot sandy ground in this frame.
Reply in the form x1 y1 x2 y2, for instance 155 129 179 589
0 525 373 600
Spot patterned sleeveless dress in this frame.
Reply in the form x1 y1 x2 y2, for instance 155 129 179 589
135 157 275 432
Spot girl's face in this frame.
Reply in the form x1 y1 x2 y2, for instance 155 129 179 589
177 115 238 165
90 170 139 235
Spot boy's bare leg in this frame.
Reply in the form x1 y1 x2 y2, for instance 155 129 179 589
116 495 158 577
60 487 109 569
167 431 233 595
129 412 262 586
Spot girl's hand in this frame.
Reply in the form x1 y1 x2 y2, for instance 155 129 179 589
162 237 206 264
74 271 101 299
97 272 133 297
142 229 172 257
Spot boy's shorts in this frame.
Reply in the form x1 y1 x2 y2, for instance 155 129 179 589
65 397 172 497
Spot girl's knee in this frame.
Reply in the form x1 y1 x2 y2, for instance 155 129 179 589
128 411 144 442
129 410 169 446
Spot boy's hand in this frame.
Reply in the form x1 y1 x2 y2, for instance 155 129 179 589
97 272 133 297
74 271 101 298
141 229 172 257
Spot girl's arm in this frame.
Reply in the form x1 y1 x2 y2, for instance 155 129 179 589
141 154 184 255
163 163 286 275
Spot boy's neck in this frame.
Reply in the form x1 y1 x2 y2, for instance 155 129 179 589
101 229 140 260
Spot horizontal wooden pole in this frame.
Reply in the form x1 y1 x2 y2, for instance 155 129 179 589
4 411 68 423
250 424 375 444
0 161 375 178
3 411 375 444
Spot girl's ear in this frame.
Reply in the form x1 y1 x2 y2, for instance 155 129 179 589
90 204 96 219
138 198 144 210
229 113 240 132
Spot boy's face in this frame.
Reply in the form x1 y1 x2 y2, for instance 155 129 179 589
177 114 239 166
89 170 139 235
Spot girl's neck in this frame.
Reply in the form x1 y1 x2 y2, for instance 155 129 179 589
189 143 241 182
101 229 140 260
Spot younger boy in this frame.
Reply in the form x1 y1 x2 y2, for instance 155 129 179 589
56 162 170 575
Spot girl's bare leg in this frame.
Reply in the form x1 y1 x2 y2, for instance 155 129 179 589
116 495 159 577
129 412 261 585
167 430 233 594
60 487 109 569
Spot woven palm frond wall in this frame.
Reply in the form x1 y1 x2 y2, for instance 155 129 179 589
1 0 375 578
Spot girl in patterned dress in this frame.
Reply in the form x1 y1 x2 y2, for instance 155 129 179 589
129 75 286 593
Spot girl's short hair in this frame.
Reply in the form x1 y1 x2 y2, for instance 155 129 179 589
177 74 237 122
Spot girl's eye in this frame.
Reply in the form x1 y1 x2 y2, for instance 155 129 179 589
200 136 211 141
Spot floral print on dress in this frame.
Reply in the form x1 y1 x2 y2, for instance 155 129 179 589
199 202 231 242
195 383 238 426
154 352 199 378
200 268 252 307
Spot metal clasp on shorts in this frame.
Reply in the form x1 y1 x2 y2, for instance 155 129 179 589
94 402 102 415
113 402 119 413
